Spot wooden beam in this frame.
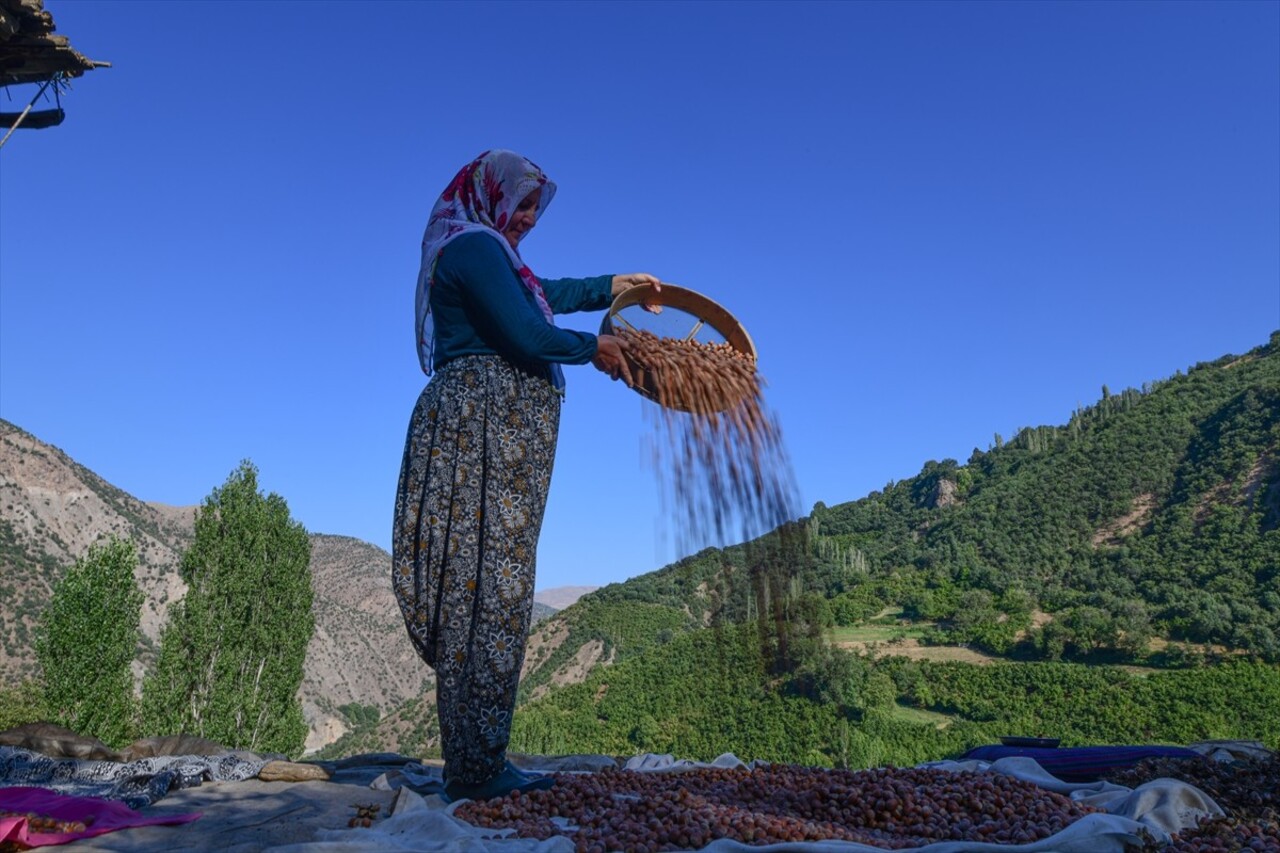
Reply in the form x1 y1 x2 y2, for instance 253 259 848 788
0 106 62 128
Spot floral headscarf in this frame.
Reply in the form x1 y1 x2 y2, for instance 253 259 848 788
415 150 558 375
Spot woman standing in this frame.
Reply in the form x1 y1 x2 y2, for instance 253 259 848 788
392 150 657 802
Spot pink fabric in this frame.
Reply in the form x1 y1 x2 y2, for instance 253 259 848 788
0 786 199 848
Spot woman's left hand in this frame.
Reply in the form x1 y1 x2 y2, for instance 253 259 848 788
611 273 663 313
593 334 634 386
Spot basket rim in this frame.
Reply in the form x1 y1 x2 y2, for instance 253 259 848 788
601 283 758 413
605 283 757 360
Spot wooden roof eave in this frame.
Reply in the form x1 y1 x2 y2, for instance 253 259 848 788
0 0 107 89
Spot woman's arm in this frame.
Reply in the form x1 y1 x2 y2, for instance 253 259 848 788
540 275 613 314
439 235 598 365
542 273 663 314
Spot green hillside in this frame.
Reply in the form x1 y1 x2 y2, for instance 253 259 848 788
809 331 1279 660
555 331 1280 663
336 333 1280 764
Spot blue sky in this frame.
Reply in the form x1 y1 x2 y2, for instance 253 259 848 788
1 1 1276 592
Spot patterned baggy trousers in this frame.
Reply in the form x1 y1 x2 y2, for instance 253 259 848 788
392 355 561 784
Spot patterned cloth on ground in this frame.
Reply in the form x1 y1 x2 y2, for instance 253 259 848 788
0 745 268 809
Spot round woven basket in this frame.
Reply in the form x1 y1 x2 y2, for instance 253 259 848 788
600 283 757 412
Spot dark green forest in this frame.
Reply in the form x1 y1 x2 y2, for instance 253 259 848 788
510 624 1280 767
324 334 1279 765
501 333 1280 765
811 334 1280 660
540 332 1279 666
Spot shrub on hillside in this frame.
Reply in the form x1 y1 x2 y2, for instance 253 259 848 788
0 680 49 734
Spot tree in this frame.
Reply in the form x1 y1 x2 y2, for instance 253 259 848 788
36 537 142 746
952 589 997 637
1113 599 1154 657
140 461 313 755
1062 606 1116 654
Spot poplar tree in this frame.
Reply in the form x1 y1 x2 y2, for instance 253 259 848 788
36 537 142 746
140 461 313 755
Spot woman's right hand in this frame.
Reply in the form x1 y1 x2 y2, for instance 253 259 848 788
612 274 663 313
593 335 634 387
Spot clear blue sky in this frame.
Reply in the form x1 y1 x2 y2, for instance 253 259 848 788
2 1 1277 592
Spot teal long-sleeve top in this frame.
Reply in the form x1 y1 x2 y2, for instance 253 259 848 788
428 232 613 387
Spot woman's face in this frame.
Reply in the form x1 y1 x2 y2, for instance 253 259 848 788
502 187 541 250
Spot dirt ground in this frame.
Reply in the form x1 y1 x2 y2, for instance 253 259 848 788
833 636 1003 665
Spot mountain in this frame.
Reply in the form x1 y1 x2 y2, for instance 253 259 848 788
802 333 1280 658
0 420 426 752
5 332 1278 764
535 586 599 610
0 422 193 680
341 332 1280 762
299 534 431 751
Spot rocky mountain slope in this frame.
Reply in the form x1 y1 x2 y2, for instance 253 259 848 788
0 422 192 678
298 534 431 752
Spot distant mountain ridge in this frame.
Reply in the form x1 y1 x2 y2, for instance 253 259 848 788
536 585 600 610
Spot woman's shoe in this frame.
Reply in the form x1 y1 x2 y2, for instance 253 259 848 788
441 764 554 803
441 760 545 787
